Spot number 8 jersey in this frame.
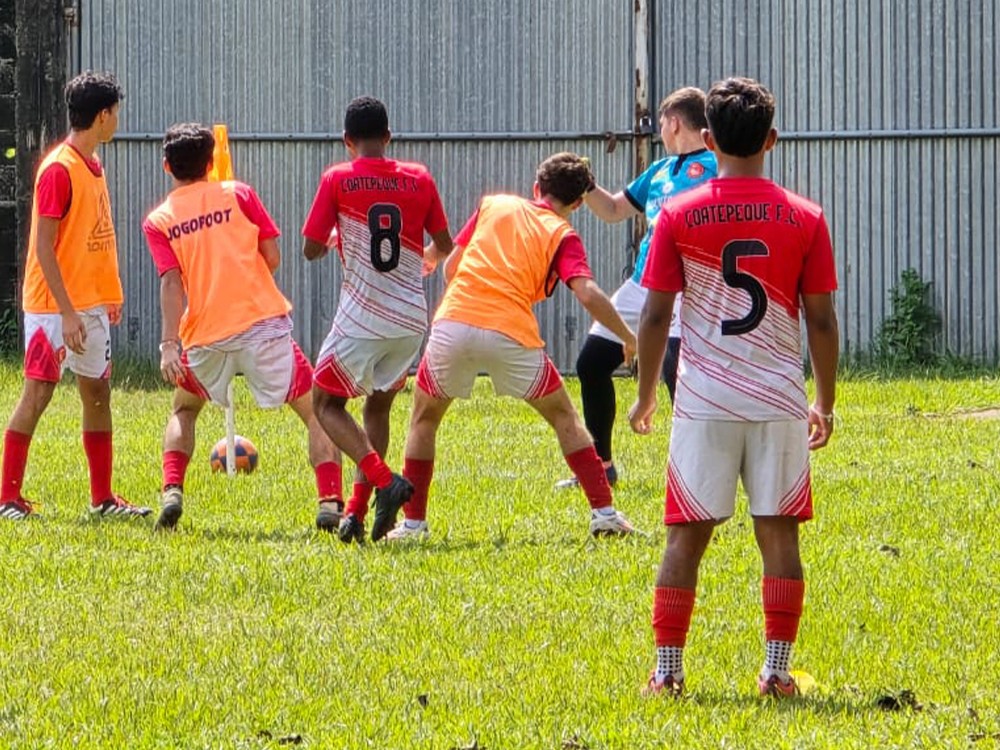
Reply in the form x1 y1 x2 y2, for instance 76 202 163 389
641 177 837 422
302 156 449 339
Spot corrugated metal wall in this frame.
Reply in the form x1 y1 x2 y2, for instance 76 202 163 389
78 0 999 365
655 0 1000 360
78 0 636 368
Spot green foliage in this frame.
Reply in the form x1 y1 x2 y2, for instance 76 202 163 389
874 268 941 369
1 362 999 747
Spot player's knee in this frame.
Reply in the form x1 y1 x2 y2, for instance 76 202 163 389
20 379 56 415
77 377 111 407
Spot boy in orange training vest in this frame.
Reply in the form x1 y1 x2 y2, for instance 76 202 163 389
395 153 638 539
143 123 341 531
0 71 150 520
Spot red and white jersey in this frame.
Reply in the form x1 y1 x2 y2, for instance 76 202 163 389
302 156 449 340
642 177 837 421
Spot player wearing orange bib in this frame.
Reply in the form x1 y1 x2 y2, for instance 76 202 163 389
395 153 639 540
143 124 341 531
0 72 150 520
630 79 839 697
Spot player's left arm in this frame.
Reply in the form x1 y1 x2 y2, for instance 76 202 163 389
802 293 838 449
422 230 455 276
302 172 337 261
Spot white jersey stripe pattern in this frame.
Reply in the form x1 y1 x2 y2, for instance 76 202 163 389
333 213 427 339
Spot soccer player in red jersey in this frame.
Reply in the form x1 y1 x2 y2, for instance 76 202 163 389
144 124 342 531
629 78 840 697
0 72 151 520
302 96 453 543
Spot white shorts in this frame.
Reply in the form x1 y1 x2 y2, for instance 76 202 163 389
589 278 682 342
23 307 111 382
416 320 562 400
664 418 813 525
178 334 313 408
313 331 423 398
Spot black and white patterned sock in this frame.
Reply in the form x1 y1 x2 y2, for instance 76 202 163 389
762 640 793 681
655 645 684 682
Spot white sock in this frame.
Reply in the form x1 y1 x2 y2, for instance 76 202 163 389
593 506 617 517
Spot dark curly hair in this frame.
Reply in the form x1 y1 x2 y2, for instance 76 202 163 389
535 152 595 205
344 96 390 140
65 71 123 130
705 77 776 157
162 123 215 181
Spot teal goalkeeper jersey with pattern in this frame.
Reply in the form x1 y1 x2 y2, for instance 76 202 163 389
626 149 718 284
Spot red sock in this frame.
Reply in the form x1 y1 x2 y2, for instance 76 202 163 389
345 481 373 522
315 461 342 500
1 430 32 502
652 587 696 647
83 430 113 505
762 577 805 642
162 450 190 489
402 457 434 522
358 451 393 490
564 445 612 509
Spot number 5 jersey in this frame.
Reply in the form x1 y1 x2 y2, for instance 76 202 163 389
641 176 838 422
302 156 449 340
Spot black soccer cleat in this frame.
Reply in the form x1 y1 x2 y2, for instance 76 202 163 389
337 513 366 544
371 474 414 542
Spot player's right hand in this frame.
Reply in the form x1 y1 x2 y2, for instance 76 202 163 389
61 311 87 354
621 333 637 368
628 396 657 435
160 345 184 386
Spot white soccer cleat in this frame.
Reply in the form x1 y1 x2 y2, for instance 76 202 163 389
385 519 430 541
589 508 636 537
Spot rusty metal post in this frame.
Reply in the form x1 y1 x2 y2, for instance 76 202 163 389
631 0 653 268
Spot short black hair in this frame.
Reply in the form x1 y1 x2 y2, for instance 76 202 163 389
344 96 389 140
66 71 123 130
162 123 215 181
705 77 776 157
535 152 595 205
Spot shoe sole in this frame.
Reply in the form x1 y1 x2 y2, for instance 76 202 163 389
155 504 183 531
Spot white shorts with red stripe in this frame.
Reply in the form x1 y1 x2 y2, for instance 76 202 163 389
664 418 813 525
313 332 422 398
23 307 111 382
416 320 562 400
178 334 312 408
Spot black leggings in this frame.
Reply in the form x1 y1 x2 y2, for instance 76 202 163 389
575 334 681 463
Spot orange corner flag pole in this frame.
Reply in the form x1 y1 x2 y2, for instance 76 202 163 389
208 123 234 182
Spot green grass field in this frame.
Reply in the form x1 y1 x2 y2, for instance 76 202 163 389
1 360 999 749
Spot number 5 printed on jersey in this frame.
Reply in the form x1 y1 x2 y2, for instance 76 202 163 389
721 239 769 336
368 203 402 272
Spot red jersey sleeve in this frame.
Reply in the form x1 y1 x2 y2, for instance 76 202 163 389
233 182 280 239
35 163 72 219
800 212 838 294
454 209 480 246
142 217 181 276
552 233 593 284
301 171 339 244
422 174 449 235
641 209 685 293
